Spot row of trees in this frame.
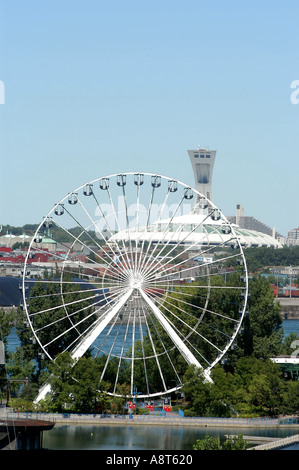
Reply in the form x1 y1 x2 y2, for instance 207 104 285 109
1 275 299 416
244 245 299 272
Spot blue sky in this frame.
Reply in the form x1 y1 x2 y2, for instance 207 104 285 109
0 0 298 236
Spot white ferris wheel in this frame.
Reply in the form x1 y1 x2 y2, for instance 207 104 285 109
22 172 248 400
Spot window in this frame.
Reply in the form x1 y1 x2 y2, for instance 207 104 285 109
196 163 209 183
200 154 205 158
194 154 199 158
206 154 210 158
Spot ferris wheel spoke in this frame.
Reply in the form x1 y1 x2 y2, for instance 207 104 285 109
145 288 224 356
140 289 211 379
145 250 242 286
145 217 236 280
33 280 126 332
98 314 128 387
75 193 133 275
112 309 133 394
28 277 127 319
107 176 135 271
146 288 239 351
139 302 168 393
91 190 131 274
138 203 215 279
137 189 188 277
47 285 130 357
137 305 150 395
143 302 182 387
53 209 124 273
48 219 108 269
145 292 211 368
136 182 173 275
141 228 237 285
71 288 133 360
135 175 161 274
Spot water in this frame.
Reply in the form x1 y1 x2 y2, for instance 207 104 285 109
6 321 299 450
42 423 299 450
6 326 21 353
282 319 299 338
281 443 299 450
6 320 299 355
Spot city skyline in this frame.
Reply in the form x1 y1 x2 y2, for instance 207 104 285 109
0 1 298 236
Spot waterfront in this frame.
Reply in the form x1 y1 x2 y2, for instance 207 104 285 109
6 319 299 354
4 320 299 451
282 319 299 338
42 422 299 451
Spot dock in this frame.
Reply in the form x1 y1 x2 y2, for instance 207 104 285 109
248 433 299 450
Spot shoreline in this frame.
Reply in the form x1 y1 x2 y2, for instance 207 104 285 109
8 412 299 429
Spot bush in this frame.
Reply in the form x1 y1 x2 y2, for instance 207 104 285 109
193 434 249 450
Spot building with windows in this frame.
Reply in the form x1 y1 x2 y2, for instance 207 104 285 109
287 227 299 246
188 147 216 201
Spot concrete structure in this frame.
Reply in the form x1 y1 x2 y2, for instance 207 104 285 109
188 147 216 201
287 227 299 246
0 416 55 450
228 203 284 240
271 356 299 381
275 298 299 319
187 146 282 248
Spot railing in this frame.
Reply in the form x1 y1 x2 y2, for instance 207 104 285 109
250 433 299 450
3 411 298 427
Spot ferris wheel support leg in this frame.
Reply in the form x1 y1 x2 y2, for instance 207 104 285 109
34 289 134 403
140 290 212 383
71 288 133 360
34 382 52 404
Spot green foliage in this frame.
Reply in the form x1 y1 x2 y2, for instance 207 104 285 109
193 434 249 450
193 435 221 450
2 249 299 418
182 357 285 418
244 246 299 272
0 307 17 340
241 275 283 360
281 381 299 415
222 434 249 450
280 332 299 356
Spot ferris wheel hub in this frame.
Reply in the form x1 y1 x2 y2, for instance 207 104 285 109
130 273 145 290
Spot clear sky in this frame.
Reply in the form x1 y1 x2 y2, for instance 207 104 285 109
0 0 298 236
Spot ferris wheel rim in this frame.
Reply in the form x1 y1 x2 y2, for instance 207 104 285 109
22 171 248 399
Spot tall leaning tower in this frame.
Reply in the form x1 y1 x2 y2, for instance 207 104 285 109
187 146 216 202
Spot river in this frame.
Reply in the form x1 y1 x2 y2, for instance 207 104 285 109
6 320 299 451
41 422 299 451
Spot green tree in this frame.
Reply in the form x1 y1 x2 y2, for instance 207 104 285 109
243 276 283 359
6 348 37 398
48 352 76 412
233 357 283 416
282 381 299 415
0 307 16 340
193 434 249 450
222 434 249 450
209 365 238 417
193 435 221 450
182 365 212 416
71 356 102 413
280 332 299 356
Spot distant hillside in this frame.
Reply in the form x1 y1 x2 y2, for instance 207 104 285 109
0 224 101 245
244 245 299 272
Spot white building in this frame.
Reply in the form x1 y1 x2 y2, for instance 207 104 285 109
287 228 299 246
188 147 216 202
